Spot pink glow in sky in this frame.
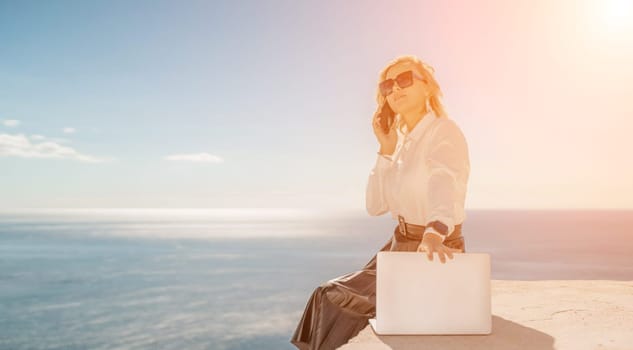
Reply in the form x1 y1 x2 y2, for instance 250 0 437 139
0 0 631 209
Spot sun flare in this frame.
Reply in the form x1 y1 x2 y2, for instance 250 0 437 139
598 0 633 34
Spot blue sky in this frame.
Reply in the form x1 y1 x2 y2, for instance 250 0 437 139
1 0 632 209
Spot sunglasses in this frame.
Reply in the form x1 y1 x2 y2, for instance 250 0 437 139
379 70 425 97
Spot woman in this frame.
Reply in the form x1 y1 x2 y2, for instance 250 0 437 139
290 54 470 350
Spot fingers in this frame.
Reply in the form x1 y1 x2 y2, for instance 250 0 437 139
438 251 446 264
373 114 383 133
418 245 434 261
441 246 462 262
416 244 433 261
441 246 464 262
418 245 460 264
446 246 462 257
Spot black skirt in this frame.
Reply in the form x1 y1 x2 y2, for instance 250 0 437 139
289 224 466 350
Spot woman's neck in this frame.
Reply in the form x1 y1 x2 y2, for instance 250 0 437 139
401 104 430 132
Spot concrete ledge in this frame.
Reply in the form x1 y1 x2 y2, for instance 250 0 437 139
338 280 633 350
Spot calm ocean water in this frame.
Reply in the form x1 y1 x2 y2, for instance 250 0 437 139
1 208 632 350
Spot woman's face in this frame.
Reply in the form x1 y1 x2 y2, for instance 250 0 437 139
383 62 429 115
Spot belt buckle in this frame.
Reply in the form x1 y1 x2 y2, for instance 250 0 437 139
397 215 407 238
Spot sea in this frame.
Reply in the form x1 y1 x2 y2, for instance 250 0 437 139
1 208 632 350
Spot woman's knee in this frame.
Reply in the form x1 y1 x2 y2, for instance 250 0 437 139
315 280 348 306
319 278 336 290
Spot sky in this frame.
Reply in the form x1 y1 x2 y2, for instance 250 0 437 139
1 0 632 210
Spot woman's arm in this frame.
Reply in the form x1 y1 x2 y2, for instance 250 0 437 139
423 119 471 241
365 151 394 216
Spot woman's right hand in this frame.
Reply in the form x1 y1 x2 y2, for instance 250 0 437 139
416 234 462 264
372 102 397 155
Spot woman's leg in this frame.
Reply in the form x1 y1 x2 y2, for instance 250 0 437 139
290 225 467 349
289 233 395 350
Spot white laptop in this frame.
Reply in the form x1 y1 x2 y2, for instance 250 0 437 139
369 251 491 335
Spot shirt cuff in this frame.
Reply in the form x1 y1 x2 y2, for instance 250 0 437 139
375 151 394 168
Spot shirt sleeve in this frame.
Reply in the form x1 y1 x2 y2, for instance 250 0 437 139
423 120 470 241
365 151 394 216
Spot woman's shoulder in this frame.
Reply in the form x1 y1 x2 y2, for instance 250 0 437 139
428 116 464 140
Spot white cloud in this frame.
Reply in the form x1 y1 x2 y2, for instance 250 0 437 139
30 134 71 144
2 119 20 127
50 137 71 144
62 127 76 134
164 152 224 163
0 133 114 163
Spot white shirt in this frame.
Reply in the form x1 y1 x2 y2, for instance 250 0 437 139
365 109 470 242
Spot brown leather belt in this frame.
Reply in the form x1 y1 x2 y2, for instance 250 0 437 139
396 214 462 241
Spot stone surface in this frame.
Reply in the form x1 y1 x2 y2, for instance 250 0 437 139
337 280 633 350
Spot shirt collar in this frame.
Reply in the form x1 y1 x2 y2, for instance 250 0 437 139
399 109 436 141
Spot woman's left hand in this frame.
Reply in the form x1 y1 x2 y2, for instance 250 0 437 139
417 234 462 264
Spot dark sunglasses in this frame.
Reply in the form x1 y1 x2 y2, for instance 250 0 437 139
379 70 425 97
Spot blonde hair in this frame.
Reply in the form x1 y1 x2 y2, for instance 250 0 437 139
375 54 448 134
